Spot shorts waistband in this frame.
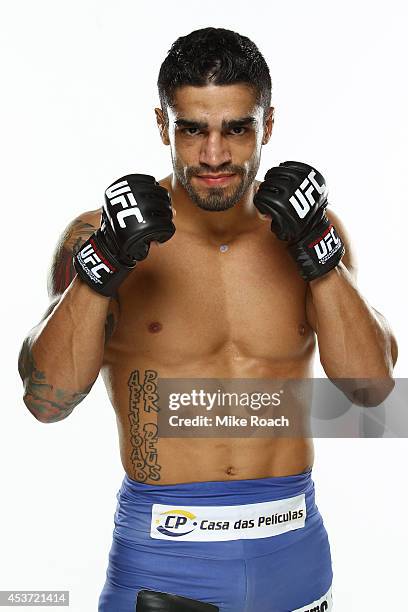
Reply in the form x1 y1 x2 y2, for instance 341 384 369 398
120 469 314 505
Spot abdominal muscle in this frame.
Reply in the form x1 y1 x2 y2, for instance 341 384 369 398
142 437 315 485
102 348 315 486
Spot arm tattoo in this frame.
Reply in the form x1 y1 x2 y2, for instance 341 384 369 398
18 338 93 423
128 369 161 482
49 219 97 296
52 245 76 296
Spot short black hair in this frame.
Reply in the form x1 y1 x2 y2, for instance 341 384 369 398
157 27 272 124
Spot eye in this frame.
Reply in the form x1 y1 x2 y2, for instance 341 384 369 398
230 126 247 135
182 127 201 136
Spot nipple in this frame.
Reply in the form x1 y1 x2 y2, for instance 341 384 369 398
148 321 163 333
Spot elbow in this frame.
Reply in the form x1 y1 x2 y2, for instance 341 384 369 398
353 352 397 406
322 346 397 408
351 376 395 407
22 395 73 423
328 376 396 408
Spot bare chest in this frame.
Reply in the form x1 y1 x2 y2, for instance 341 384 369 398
104 226 315 374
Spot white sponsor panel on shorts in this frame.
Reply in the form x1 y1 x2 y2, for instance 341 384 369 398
292 585 333 611
150 494 306 541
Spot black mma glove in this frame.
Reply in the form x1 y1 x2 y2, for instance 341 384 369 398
74 174 175 296
253 161 345 281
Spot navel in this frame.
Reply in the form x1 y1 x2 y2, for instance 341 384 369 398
147 321 163 334
298 323 306 336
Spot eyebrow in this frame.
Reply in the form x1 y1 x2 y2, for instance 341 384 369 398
174 116 257 130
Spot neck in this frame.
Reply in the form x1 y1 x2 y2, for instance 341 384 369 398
160 173 261 240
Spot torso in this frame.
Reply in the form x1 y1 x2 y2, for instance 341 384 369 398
100 178 317 484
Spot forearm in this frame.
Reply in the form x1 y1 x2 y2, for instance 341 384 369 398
19 276 111 422
309 263 396 402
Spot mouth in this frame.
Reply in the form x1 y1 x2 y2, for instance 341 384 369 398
194 173 237 187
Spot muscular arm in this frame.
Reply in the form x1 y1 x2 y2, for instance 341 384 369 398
306 209 398 406
18 212 117 422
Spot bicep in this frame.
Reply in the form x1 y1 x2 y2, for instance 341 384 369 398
46 210 120 343
305 212 398 367
27 211 102 328
47 213 100 301
37 209 121 345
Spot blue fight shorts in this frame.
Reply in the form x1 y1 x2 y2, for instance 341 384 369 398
98 470 333 611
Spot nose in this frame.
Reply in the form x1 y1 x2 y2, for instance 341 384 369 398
199 132 232 169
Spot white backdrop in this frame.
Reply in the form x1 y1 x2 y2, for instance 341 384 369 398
1 0 407 610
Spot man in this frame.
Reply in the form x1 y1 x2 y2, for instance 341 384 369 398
18 27 397 612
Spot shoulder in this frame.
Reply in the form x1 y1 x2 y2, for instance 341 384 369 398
47 208 101 299
55 209 101 253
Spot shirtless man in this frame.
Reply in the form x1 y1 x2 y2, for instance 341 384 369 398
18 27 397 612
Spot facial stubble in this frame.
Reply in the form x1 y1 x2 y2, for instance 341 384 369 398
173 154 260 212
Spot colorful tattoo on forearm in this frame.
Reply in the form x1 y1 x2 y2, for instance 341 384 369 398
18 338 93 423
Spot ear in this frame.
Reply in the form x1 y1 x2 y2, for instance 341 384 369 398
262 106 275 145
155 107 170 145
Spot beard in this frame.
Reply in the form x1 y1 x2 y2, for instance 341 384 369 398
173 155 260 212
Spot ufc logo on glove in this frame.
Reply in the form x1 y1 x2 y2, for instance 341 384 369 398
106 180 146 227
289 170 328 219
